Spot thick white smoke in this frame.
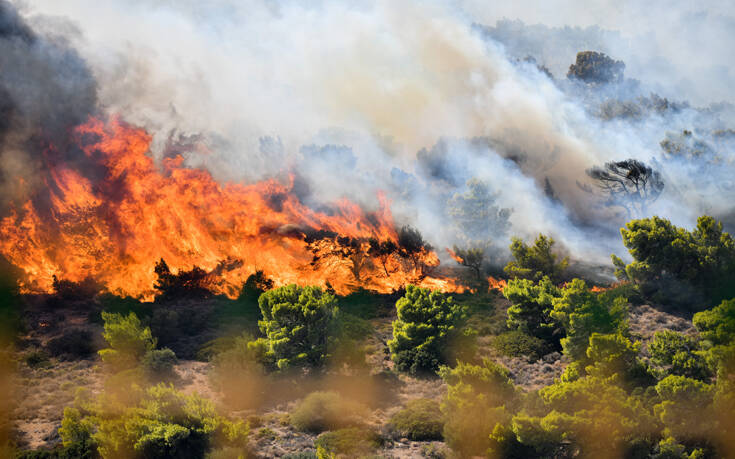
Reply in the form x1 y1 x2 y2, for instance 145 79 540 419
11 0 735 273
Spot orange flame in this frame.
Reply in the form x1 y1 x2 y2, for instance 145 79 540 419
446 248 464 264
487 276 508 292
0 117 461 300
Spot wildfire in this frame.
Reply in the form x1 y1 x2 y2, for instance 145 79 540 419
487 276 508 292
0 117 461 300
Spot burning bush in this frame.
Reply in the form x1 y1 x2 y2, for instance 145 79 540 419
153 258 212 301
51 275 100 303
388 285 472 376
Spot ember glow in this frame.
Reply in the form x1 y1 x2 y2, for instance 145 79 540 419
0 117 460 299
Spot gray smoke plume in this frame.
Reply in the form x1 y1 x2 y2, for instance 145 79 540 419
0 0 97 209
7 0 735 275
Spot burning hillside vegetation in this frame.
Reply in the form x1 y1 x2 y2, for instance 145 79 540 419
0 117 462 299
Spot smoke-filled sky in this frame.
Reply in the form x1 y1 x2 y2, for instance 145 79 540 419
5 0 735 273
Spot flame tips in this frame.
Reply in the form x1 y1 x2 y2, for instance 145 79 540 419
0 117 462 299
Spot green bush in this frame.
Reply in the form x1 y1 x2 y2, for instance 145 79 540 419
206 333 268 410
693 298 735 346
504 234 569 283
141 348 178 381
649 330 711 380
503 276 561 343
314 428 382 458
254 285 338 370
60 383 249 459
388 398 443 441
388 285 471 375
536 375 657 457
493 331 550 361
439 359 516 457
584 332 653 387
550 279 628 362
654 375 715 442
612 215 735 307
98 311 156 372
290 391 367 433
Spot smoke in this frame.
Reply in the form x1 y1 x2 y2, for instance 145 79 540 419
459 0 735 106
0 0 96 208
6 0 735 274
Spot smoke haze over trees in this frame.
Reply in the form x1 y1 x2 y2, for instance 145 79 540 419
0 0 733 277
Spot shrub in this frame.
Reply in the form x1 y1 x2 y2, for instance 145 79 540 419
154 258 212 300
420 444 448 459
550 279 628 362
388 285 471 376
584 332 654 387
314 428 382 458
493 331 549 361
537 375 657 457
693 298 735 346
654 375 715 442
208 334 267 410
46 329 95 359
239 270 273 301
61 383 249 459
388 398 443 441
439 359 516 457
51 276 100 302
503 276 561 342
254 285 338 370
567 51 625 84
24 349 51 369
649 330 711 380
254 427 277 441
290 391 367 433
98 311 156 372
612 215 735 307
504 234 569 283
141 348 178 381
